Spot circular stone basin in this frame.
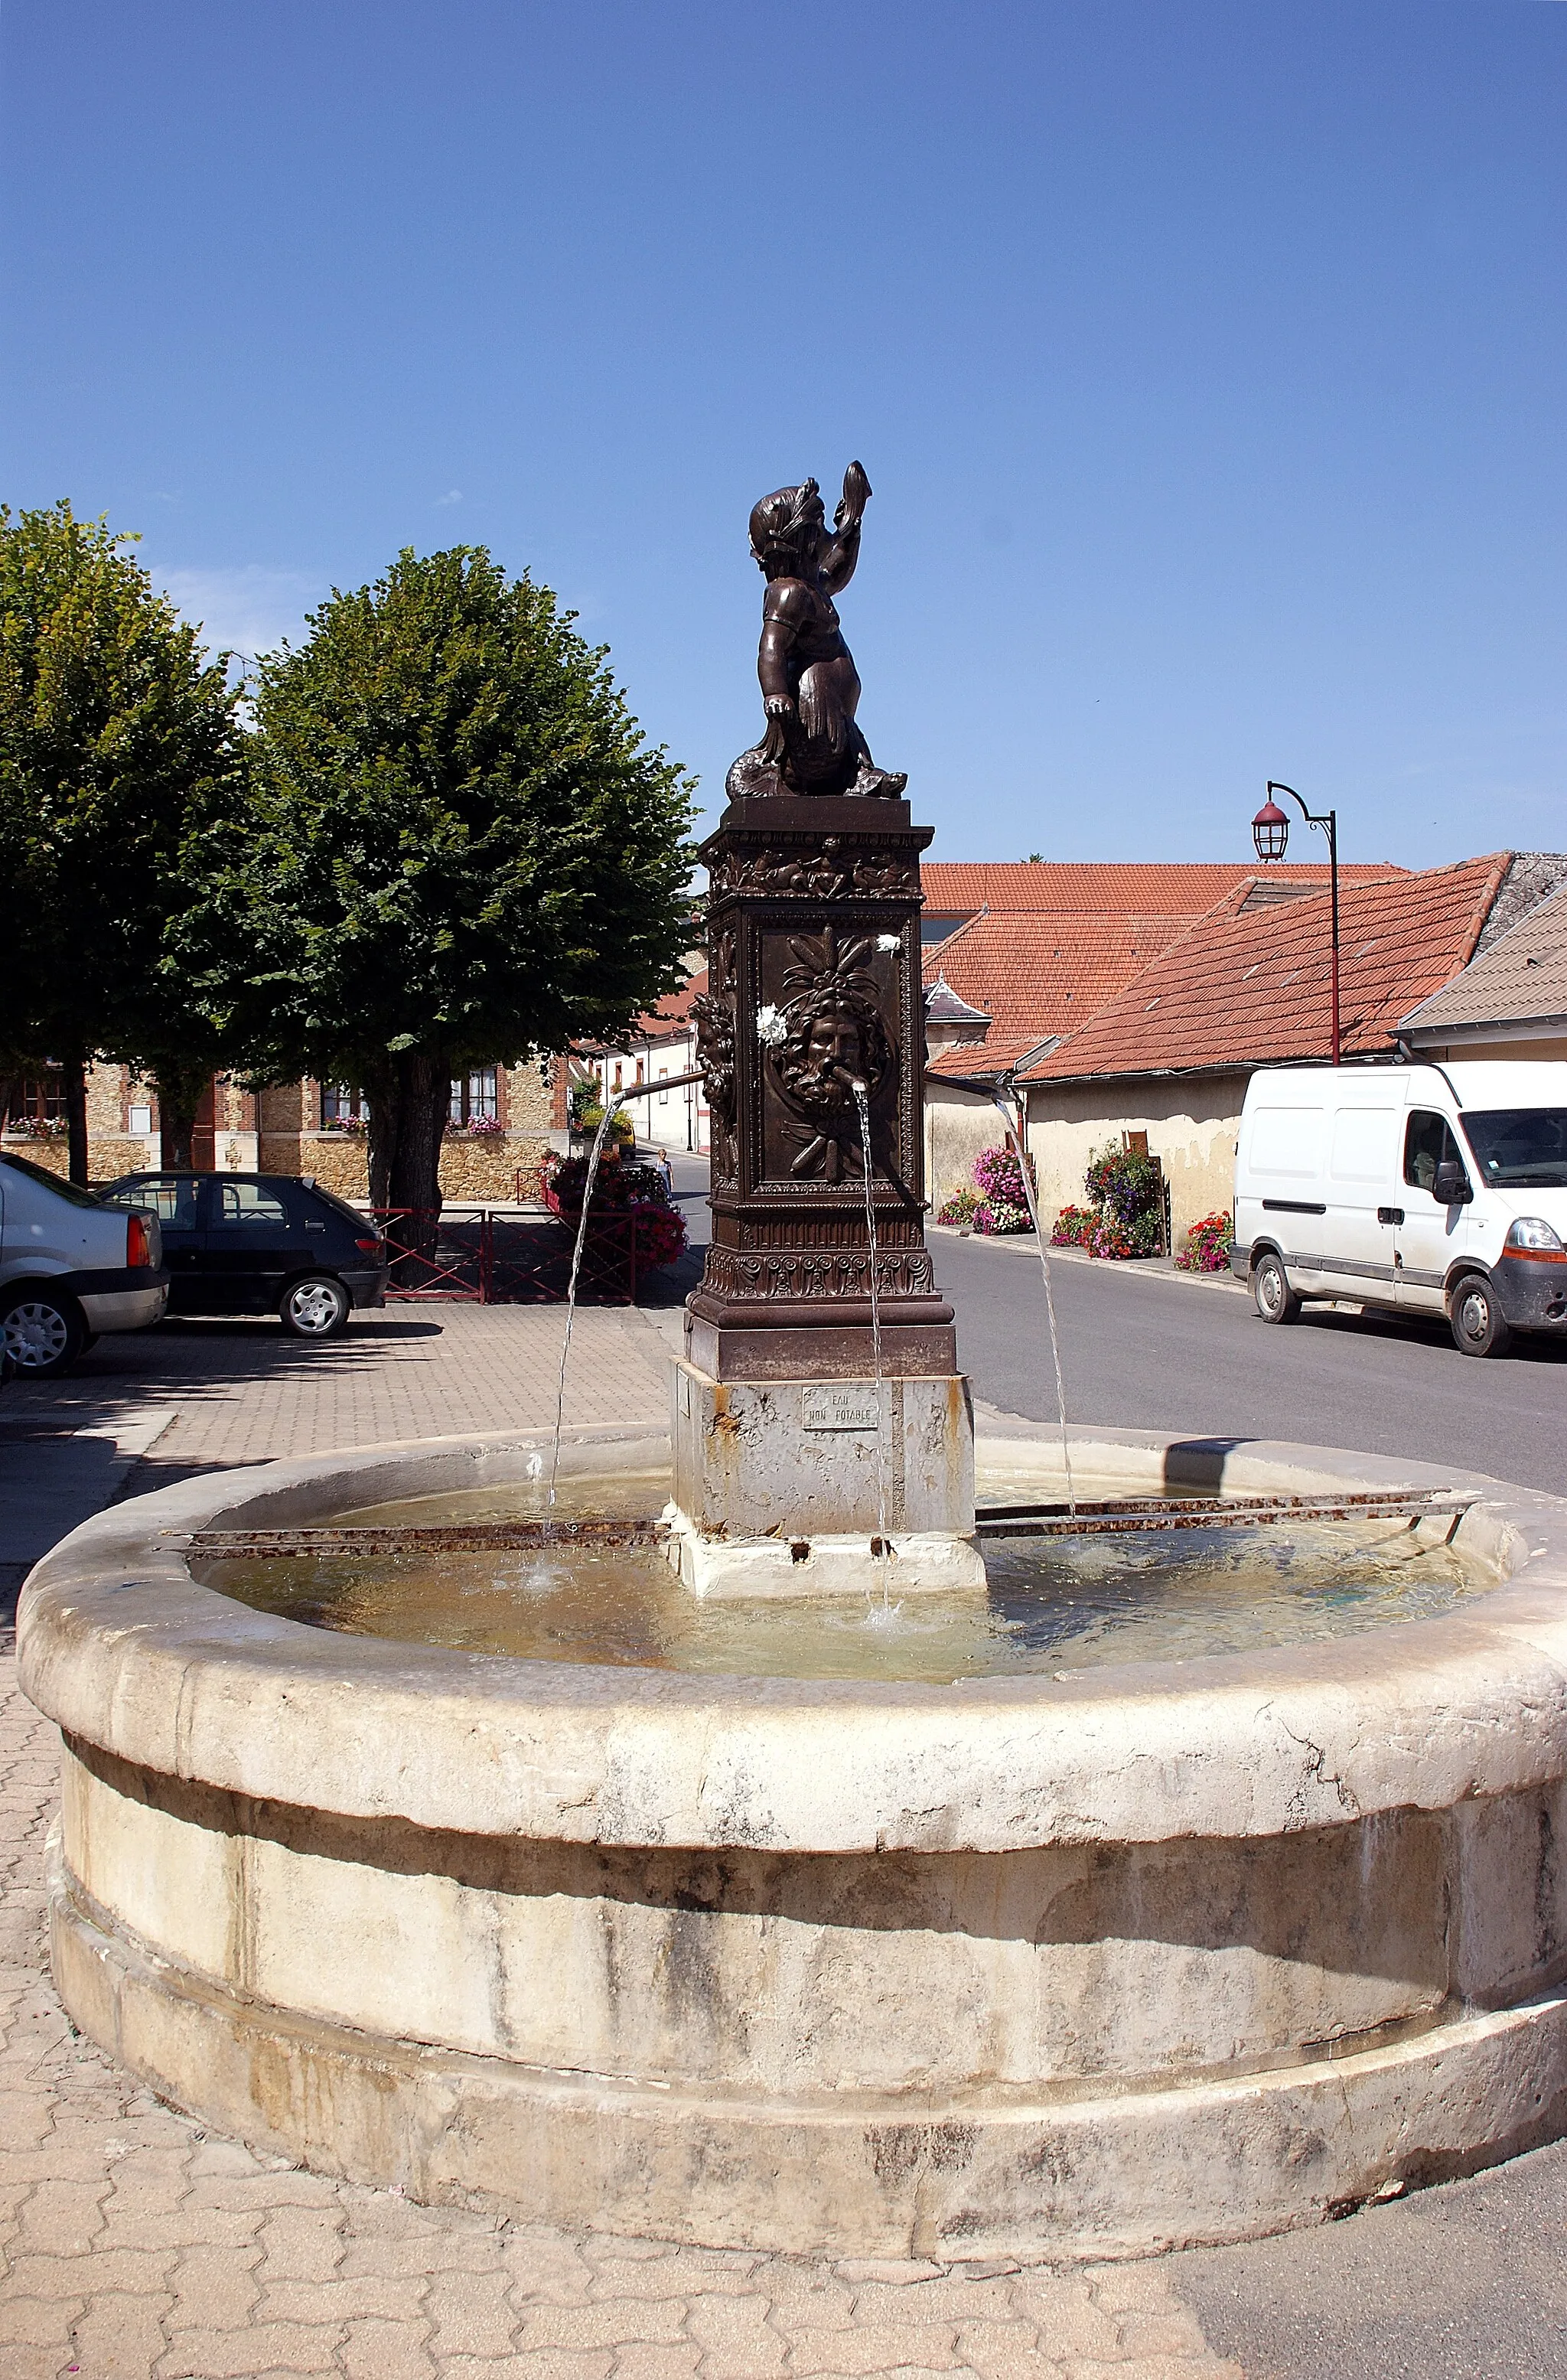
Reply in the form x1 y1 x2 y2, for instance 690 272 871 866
199 1472 1487 1682
19 1420 1567 2260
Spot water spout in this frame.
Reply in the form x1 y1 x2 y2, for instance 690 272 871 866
548 1103 617 1508
991 1091 1076 1519
849 1078 892 1597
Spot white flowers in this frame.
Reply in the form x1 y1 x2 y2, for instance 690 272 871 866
876 933 900 952
756 1004 787 1047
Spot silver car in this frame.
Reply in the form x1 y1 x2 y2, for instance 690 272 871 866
0 1150 168 1378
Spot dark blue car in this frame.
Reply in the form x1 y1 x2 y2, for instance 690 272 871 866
99 1173 388 1338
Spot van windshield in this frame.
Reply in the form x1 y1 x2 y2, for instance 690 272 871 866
1460 1108 1567 1190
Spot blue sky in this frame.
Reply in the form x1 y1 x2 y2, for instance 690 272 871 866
3 2 1564 866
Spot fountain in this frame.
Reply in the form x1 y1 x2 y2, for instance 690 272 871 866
18 465 1567 2258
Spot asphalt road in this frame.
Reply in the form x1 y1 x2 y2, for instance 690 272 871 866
931 1226 1566 1495
1178 2137 1567 2380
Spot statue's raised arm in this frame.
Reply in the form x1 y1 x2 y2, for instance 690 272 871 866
820 461 871 595
724 460 907 804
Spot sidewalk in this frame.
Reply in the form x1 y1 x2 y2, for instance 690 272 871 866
927 1224 1249 1299
1 1302 1238 2380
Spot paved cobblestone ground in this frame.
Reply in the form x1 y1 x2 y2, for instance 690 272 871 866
1 1661 1238 2380
0 1305 677 1491
2 1304 1238 2378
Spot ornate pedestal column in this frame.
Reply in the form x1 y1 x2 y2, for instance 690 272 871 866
689 794 952 1378
670 799 979 1593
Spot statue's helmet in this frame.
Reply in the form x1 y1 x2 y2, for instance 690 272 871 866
748 478 825 575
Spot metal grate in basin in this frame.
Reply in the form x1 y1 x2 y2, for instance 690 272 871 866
972 1490 1469 1540
189 1518 665 1558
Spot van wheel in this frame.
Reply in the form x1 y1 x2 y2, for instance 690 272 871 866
1252 1252 1298 1324
281 1276 351 1338
1450 1273 1512 1358
2 1290 86 1380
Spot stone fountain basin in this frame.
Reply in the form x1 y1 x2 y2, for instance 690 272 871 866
18 1420 1567 2260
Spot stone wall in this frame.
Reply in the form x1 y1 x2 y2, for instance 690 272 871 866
6 1136 156 1186
2 1058 158 1184
259 1064 555 1205
1023 1071 1246 1250
924 1081 1010 1214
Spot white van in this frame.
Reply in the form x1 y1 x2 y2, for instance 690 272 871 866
1232 1061 1567 1358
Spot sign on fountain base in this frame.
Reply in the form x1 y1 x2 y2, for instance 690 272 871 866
665 1355 986 1597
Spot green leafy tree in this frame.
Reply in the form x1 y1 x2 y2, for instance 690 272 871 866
0 500 246 1179
182 546 696 1218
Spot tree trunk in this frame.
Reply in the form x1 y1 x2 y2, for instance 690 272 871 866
64 1057 90 1186
390 1051 447 1213
367 1051 446 1281
365 1058 399 1212
152 1060 213 1171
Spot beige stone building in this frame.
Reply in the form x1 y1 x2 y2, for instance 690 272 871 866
926 853 1556 1255
256 1064 559 1203
4 1058 562 1201
917 856 1400 1219
2 1059 160 1185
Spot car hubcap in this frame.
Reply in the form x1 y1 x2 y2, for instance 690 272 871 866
1260 1271 1280 1316
291 1285 340 1333
4 1304 69 1366
1461 1290 1488 1339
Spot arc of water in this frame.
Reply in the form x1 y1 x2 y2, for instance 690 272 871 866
548 1104 617 1508
850 1080 892 1597
990 1090 1076 1519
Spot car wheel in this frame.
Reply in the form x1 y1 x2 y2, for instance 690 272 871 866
1450 1273 1512 1358
1252 1250 1298 1324
281 1275 351 1338
2 1290 86 1380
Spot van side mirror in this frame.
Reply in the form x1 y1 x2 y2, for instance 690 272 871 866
1432 1160 1472 1205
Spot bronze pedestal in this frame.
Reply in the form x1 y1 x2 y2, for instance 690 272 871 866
689 794 956 1384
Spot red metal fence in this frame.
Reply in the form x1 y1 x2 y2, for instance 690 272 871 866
370 1206 664 1304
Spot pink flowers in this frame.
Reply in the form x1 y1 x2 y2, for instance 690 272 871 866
1174 1211 1234 1273
1049 1202 1136 1259
962 1145 1034 1234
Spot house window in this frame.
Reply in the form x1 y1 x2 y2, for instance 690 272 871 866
449 1069 499 1125
5 1071 66 1133
17 1071 66 1123
657 1068 670 1107
322 1084 368 1126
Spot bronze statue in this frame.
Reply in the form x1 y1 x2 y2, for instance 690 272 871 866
725 462 907 803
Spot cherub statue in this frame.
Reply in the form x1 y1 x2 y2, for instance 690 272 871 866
725 462 908 802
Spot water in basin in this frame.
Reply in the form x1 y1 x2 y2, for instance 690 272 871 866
195 1465 1490 1684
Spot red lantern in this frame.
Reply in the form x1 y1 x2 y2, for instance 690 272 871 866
1252 799 1289 862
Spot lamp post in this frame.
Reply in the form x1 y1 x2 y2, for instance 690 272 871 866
1252 780 1341 1065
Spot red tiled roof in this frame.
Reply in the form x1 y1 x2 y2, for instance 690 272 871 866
1017 858 1509 1084
921 911 1194 1042
627 970 707 1042
928 1032 1059 1082
921 859 1404 919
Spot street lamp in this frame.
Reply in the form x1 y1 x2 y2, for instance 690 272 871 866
1251 781 1341 1065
